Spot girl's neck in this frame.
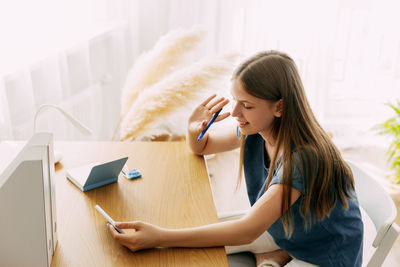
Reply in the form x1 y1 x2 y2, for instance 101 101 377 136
260 131 277 160
259 131 276 147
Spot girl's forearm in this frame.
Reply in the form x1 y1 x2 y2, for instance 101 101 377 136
158 219 256 248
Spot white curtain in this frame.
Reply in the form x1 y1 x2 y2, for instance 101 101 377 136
1 0 399 148
0 0 130 141
0 23 130 141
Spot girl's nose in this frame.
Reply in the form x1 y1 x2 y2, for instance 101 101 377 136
231 101 241 118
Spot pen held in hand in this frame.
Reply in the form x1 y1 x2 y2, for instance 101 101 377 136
197 108 223 141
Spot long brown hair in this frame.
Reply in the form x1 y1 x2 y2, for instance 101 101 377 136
235 51 354 236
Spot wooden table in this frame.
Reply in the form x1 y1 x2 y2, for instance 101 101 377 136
51 141 228 266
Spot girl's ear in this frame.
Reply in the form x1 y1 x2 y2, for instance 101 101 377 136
274 99 283 117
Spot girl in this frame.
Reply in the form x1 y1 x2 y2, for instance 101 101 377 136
108 51 364 266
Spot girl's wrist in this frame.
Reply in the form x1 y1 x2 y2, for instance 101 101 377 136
157 227 171 247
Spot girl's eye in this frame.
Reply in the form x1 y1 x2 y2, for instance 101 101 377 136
231 100 253 109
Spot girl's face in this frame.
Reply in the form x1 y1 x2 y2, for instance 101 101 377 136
231 79 282 138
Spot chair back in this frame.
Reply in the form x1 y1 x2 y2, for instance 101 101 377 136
347 160 397 247
347 160 400 267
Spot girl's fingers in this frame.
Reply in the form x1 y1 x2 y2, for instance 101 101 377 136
108 223 141 252
115 221 141 229
108 223 117 234
210 99 229 114
207 97 225 110
201 120 207 129
108 223 122 239
109 224 135 244
214 112 231 122
201 94 217 106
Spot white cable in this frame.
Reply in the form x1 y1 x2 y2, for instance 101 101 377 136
33 104 92 135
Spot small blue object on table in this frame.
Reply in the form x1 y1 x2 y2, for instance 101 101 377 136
122 168 142 180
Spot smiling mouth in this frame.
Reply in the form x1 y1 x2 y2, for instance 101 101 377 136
238 122 249 127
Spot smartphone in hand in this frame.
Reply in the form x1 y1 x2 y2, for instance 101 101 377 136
95 204 125 234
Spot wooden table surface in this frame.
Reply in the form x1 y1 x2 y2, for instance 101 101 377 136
51 141 228 267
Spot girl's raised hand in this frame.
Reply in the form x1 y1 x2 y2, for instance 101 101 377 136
188 94 231 135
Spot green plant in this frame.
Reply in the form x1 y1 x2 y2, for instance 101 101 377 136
376 100 400 183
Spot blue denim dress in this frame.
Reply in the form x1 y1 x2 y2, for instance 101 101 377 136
243 133 363 267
